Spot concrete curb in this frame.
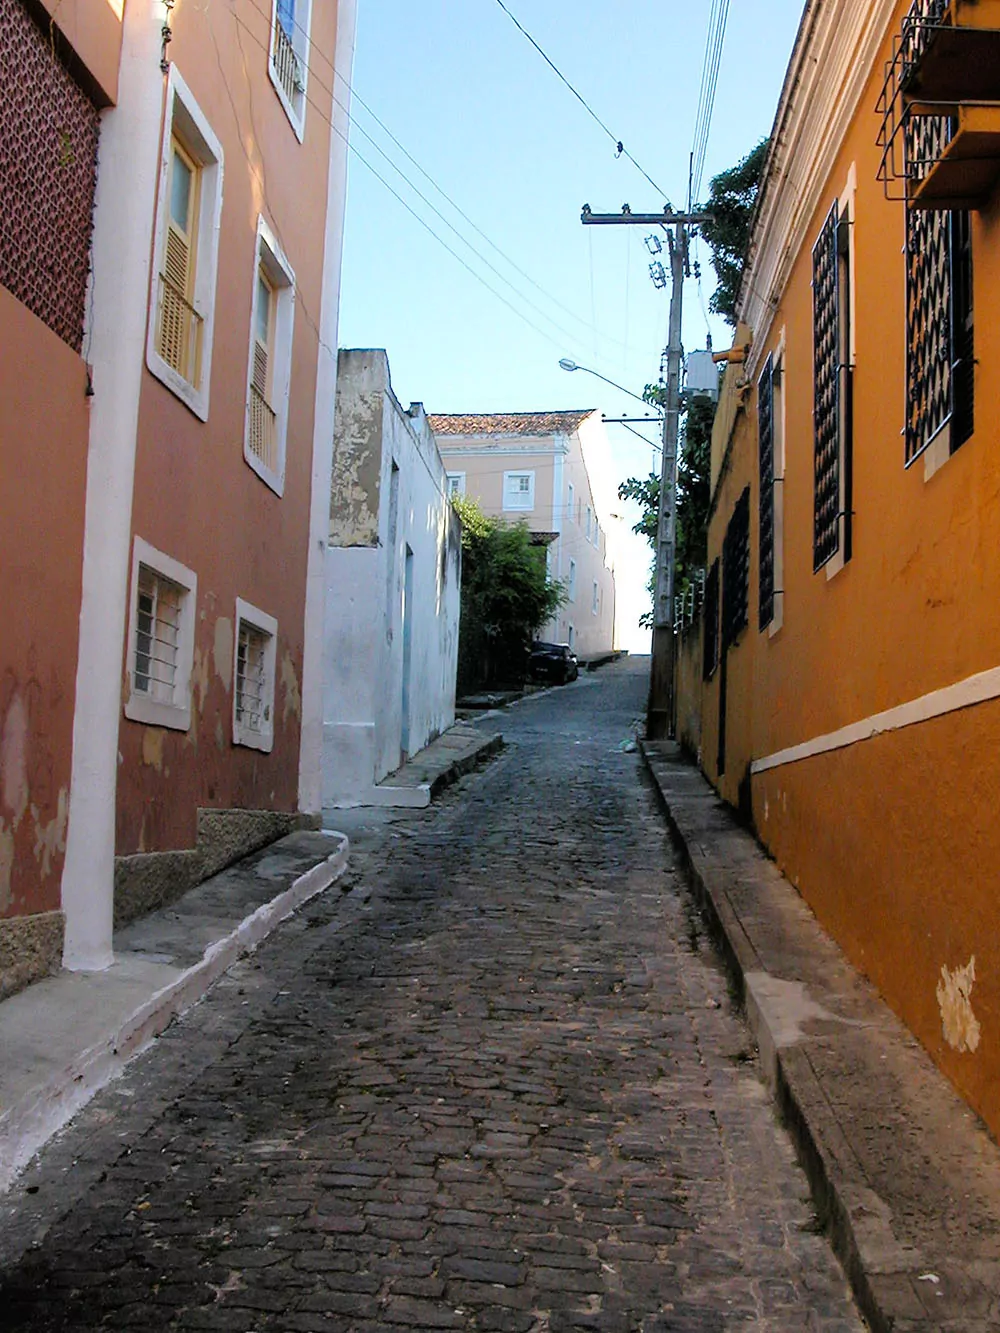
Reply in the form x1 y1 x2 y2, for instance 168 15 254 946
639 740 1000 1333
0 835 349 1194
369 731 505 809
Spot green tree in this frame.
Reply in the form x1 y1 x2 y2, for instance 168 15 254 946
617 396 714 627
452 495 565 691
699 138 769 326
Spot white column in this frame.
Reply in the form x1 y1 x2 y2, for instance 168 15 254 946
61 1 165 970
298 0 359 817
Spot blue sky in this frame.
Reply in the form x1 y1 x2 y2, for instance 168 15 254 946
337 1 805 648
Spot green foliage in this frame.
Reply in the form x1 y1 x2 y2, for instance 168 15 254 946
699 138 769 326
617 396 715 628
452 495 566 691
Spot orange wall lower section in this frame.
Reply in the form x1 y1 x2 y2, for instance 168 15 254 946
0 289 89 917
755 697 1000 1138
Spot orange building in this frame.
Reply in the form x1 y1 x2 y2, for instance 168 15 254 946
0 0 357 995
680 0 1000 1137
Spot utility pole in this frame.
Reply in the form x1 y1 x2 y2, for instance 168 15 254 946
581 205 711 739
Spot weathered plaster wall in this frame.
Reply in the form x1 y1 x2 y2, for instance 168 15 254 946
322 351 461 805
0 288 88 942
675 620 704 759
113 0 340 860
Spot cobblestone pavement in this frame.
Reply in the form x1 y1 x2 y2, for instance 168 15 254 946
0 660 865 1332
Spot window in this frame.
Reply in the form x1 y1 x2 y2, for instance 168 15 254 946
269 0 313 139
233 599 278 752
567 482 575 522
758 355 776 630
703 559 720 680
812 201 853 571
568 559 577 601
567 624 575 648
147 68 224 421
585 506 592 541
446 472 466 497
124 538 197 731
593 521 600 548
906 203 974 470
503 471 535 511
245 218 295 494
722 487 750 651
592 580 599 615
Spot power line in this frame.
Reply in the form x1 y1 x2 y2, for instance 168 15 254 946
241 0 641 358
690 0 731 205
491 0 670 202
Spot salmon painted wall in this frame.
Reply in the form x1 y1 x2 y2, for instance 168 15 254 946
36 0 124 104
0 289 89 917
116 1 340 855
694 0 1000 1137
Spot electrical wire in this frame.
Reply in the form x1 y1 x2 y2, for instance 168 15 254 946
690 0 731 206
241 0 641 357
491 0 670 202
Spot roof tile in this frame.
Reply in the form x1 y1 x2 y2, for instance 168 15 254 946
428 410 595 437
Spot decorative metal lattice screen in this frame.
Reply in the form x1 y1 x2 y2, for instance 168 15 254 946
703 558 720 681
813 204 841 569
0 0 99 350
722 487 750 650
905 202 953 463
758 355 775 630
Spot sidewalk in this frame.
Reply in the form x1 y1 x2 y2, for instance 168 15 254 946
0 829 348 1194
642 740 1000 1333
365 720 503 808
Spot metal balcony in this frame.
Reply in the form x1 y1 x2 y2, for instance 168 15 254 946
877 0 1000 208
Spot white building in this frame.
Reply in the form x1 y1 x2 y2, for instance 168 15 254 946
322 350 462 806
430 410 617 658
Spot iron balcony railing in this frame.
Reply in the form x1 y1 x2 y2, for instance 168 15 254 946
272 16 304 107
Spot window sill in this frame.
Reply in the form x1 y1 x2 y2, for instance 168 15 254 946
268 62 305 143
124 694 191 732
244 444 285 497
233 727 274 753
146 347 210 421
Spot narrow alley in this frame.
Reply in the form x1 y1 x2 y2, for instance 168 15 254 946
0 660 863 1332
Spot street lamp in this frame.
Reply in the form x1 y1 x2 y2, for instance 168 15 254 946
558 358 660 413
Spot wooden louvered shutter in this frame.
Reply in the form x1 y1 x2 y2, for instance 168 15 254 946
157 139 199 378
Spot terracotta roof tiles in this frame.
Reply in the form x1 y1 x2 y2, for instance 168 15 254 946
427 410 595 437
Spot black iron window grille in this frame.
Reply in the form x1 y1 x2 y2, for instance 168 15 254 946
758 355 775 630
813 204 842 569
905 202 974 463
722 487 750 650
703 559 720 681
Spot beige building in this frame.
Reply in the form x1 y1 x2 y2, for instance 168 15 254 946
429 410 617 658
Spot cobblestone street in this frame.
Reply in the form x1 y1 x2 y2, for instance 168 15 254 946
0 659 865 1332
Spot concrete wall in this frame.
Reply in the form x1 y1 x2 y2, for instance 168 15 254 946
690 0 1000 1139
323 350 461 806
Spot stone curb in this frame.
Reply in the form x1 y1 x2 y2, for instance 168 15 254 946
639 739 1000 1333
0 835 349 1195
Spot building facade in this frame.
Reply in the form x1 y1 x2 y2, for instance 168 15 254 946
679 0 1000 1137
0 0 357 996
431 410 617 658
322 351 462 806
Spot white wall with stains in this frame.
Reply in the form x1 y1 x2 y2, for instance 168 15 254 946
322 351 461 807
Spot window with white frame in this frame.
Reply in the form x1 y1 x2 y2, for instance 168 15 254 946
147 67 224 422
567 481 575 522
592 580 599 615
125 538 197 731
593 520 600 548
446 472 466 497
568 558 577 601
245 218 295 495
503 470 535 511
585 505 592 541
269 0 313 140
233 599 277 752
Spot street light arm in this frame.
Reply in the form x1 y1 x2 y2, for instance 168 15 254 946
558 359 661 412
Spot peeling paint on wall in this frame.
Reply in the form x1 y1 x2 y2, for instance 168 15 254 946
937 956 981 1054
32 786 68 878
214 616 234 692
1 693 29 828
141 727 165 772
192 645 210 712
280 650 301 725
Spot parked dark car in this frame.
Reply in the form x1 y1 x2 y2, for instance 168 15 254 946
528 641 579 684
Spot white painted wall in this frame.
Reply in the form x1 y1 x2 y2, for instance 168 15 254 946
322 351 461 806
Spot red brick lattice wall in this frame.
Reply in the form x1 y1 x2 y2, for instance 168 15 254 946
0 0 100 351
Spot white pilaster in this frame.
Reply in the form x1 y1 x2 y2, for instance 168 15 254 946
61 1 165 970
298 0 359 816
